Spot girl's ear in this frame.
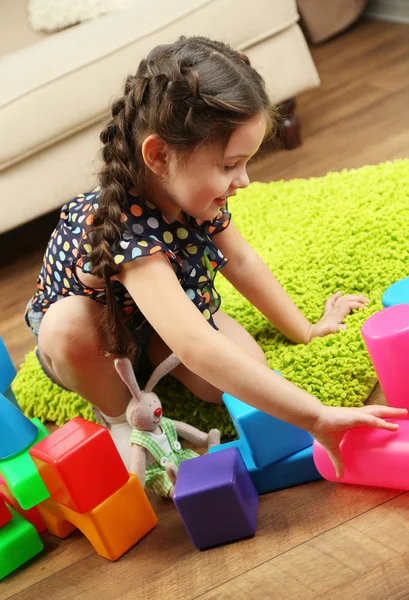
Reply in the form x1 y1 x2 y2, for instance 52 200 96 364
114 358 141 400
141 134 168 177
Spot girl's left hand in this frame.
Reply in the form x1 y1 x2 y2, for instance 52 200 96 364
307 291 370 342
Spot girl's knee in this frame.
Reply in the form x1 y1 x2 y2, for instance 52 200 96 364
38 297 105 363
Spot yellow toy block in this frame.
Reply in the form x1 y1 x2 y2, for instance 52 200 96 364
37 474 158 560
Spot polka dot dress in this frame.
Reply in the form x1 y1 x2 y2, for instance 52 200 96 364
30 186 231 331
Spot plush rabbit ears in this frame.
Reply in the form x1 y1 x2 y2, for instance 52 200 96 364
145 353 181 392
114 358 142 401
114 353 180 398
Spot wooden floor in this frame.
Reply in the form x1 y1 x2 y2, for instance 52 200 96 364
1 17 409 600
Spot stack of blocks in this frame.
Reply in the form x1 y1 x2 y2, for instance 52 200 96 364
0 338 158 579
173 386 321 550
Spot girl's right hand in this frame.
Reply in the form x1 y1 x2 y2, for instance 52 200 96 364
309 404 408 479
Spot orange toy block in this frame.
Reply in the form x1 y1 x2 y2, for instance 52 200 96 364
37 474 158 560
38 507 77 539
29 417 129 513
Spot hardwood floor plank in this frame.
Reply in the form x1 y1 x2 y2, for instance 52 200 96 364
197 490 409 600
3 483 402 600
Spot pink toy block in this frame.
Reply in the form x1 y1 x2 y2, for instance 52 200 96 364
313 420 409 489
362 304 409 412
29 417 129 514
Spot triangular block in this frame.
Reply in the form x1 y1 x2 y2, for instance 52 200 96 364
0 393 38 460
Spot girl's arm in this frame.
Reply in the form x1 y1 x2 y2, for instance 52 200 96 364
118 254 405 477
214 223 369 344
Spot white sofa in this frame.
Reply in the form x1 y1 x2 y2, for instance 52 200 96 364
0 0 320 233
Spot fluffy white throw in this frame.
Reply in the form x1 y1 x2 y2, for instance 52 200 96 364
28 0 138 32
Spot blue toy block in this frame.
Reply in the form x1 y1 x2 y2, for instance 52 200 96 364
209 439 322 494
0 393 38 460
222 393 313 470
382 277 409 308
0 337 16 395
173 447 259 550
3 387 21 410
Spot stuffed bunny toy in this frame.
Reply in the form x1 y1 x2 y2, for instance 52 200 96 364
114 353 220 499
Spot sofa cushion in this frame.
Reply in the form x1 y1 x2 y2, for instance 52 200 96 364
0 0 298 169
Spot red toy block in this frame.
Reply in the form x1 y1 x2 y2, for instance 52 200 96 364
0 475 46 534
0 497 12 528
29 417 129 514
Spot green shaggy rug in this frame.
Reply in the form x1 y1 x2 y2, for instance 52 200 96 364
13 160 409 437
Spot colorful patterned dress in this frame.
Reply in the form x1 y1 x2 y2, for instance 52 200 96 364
29 186 231 333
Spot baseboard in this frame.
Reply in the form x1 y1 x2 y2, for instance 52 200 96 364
365 0 409 23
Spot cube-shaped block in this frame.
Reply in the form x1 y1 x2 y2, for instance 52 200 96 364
0 392 38 460
0 508 44 580
382 277 409 308
173 447 258 550
0 474 46 533
0 497 12 527
30 417 129 513
37 474 158 560
0 418 50 510
223 393 313 469
0 337 16 395
209 439 321 494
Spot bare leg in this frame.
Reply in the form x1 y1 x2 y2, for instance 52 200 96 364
148 310 267 405
38 295 131 417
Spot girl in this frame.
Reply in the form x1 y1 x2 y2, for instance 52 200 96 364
26 36 405 477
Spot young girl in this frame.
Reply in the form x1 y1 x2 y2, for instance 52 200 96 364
26 36 405 477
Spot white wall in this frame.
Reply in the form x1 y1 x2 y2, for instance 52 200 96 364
365 0 409 23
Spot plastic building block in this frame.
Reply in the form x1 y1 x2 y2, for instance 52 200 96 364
0 418 50 510
0 507 44 580
0 497 12 528
37 474 158 560
30 417 129 514
0 337 16 395
36 505 77 538
0 474 46 533
362 304 409 411
382 277 409 308
0 392 38 460
173 447 259 550
222 393 313 469
313 420 409 489
3 387 21 410
209 439 321 494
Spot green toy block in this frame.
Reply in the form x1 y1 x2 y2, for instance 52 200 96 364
0 418 50 510
0 507 44 579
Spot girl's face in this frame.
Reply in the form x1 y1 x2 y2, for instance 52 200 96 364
161 113 267 222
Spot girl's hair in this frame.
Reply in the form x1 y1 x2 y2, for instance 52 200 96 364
89 35 276 357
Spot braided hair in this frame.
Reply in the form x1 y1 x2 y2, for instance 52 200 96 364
89 35 275 357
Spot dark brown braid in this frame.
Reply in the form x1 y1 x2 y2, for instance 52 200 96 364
88 35 276 357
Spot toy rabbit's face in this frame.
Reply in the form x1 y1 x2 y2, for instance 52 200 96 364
127 391 164 432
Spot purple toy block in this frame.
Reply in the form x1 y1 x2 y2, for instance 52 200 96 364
173 447 259 550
